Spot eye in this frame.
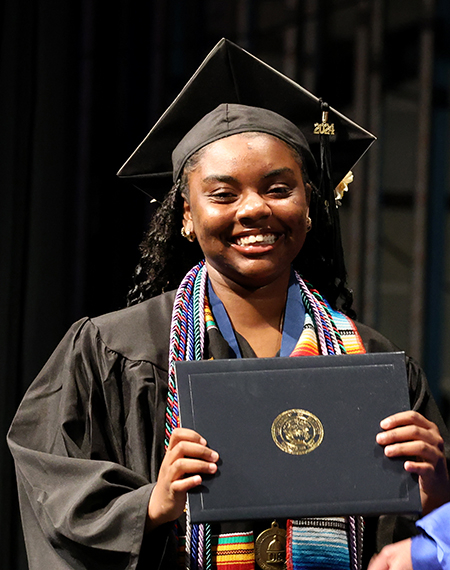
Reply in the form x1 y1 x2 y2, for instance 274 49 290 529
209 188 238 202
267 185 291 196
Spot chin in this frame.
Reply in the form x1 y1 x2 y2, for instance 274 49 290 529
220 262 291 290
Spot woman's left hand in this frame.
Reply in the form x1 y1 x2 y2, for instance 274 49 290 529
376 411 450 514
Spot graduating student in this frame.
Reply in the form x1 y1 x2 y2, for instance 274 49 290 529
8 39 450 570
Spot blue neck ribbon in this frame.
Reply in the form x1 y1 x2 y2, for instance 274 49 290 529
207 270 305 358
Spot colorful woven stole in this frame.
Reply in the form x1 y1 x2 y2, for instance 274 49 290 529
166 262 366 570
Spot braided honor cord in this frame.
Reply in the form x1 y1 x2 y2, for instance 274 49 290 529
166 261 211 570
165 262 363 570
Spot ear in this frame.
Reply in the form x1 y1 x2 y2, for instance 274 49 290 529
305 183 312 217
304 183 312 207
182 196 193 231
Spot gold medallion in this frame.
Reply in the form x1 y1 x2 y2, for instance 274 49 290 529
271 409 324 455
255 521 286 570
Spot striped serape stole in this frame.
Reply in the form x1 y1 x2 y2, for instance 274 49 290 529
330 311 366 354
287 518 352 570
290 308 365 357
213 531 255 569
287 293 366 570
205 302 217 331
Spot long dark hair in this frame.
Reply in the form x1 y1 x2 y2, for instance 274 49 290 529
126 139 355 317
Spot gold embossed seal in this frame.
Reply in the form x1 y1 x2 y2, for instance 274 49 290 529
271 409 324 455
255 521 286 570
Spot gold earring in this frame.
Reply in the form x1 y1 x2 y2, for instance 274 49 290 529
306 216 312 232
181 227 196 242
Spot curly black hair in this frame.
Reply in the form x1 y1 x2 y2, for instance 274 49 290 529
126 137 355 317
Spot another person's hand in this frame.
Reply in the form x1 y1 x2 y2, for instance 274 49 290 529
147 427 219 530
368 539 412 570
376 411 450 514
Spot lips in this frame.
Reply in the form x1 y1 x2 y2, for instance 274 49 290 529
234 233 278 246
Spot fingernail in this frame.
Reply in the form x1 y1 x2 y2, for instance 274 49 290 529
209 463 217 473
200 437 207 446
380 418 389 429
210 451 219 461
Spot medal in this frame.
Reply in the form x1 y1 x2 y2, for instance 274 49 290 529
255 521 286 570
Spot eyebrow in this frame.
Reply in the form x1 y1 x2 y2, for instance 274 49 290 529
262 167 296 179
202 167 296 184
202 174 239 184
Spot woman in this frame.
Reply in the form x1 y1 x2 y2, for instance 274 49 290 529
8 40 450 570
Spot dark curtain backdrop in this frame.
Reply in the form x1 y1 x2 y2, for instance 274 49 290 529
1 1 450 569
0 1 237 567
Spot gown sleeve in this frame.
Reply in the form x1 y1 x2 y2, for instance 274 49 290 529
7 316 171 570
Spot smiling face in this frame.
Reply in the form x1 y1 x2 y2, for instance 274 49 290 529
182 133 311 290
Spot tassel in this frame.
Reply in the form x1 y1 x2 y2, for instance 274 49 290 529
317 99 347 300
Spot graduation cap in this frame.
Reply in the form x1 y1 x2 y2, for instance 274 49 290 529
119 39 377 304
117 38 376 201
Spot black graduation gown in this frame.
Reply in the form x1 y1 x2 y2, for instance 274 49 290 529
7 290 450 570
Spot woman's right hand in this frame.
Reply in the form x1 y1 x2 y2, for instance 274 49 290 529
146 428 219 530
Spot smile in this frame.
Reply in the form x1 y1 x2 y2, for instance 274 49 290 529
235 234 278 246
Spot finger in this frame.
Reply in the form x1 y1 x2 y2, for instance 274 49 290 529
380 411 434 431
404 460 435 477
383 440 442 464
377 425 443 448
171 474 204 493
168 427 207 450
167 441 219 463
169 457 218 482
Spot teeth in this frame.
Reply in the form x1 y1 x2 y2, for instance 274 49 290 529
236 234 277 246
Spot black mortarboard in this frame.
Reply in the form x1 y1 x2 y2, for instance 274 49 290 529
117 38 375 200
171 103 318 185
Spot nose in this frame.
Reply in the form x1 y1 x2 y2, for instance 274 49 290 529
236 190 271 224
